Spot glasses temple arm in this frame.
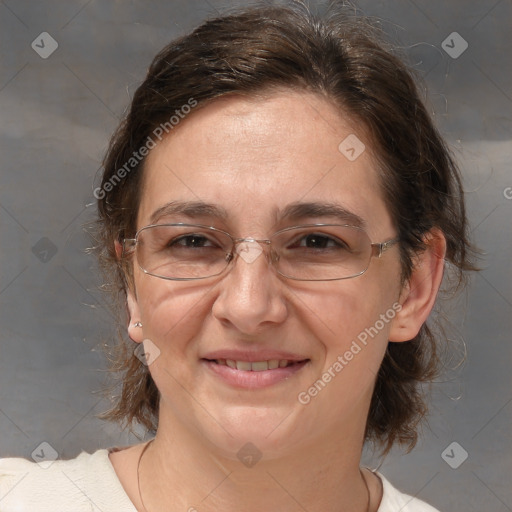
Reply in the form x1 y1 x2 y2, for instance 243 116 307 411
372 238 400 258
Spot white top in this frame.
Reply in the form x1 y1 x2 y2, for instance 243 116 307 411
0 449 441 511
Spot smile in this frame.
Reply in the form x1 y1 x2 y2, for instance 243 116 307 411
212 359 298 371
202 358 310 389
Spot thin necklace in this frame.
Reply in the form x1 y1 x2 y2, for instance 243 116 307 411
137 440 153 512
136 440 371 512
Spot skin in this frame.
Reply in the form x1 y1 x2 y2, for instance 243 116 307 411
109 89 446 512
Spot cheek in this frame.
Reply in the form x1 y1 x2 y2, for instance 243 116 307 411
297 276 399 353
135 276 216 355
134 280 219 406
296 281 401 423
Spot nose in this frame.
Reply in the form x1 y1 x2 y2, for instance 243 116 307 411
211 239 288 334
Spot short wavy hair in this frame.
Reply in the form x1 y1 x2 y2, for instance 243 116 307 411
95 1 477 455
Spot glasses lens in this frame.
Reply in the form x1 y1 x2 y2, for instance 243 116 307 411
136 224 232 279
272 225 372 280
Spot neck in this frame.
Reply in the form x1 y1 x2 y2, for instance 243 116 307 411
137 406 372 512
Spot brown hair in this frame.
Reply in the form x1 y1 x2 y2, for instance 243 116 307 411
95 1 477 455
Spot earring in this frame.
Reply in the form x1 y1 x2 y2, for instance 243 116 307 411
133 321 143 328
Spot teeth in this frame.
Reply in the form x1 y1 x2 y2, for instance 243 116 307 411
214 359 294 370
236 361 252 371
251 361 269 372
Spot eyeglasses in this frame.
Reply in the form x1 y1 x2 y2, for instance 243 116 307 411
122 223 399 282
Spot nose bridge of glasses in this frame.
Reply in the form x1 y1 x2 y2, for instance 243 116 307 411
230 237 275 266
232 236 272 247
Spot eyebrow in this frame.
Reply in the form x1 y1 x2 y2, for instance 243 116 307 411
149 200 366 228
150 200 229 224
279 201 366 228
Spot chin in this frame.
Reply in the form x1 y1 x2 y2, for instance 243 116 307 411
195 403 307 462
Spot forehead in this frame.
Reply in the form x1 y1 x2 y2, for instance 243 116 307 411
138 90 393 237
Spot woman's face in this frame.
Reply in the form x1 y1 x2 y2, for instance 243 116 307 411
128 90 404 459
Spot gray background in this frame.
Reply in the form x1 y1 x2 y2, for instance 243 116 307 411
0 0 510 510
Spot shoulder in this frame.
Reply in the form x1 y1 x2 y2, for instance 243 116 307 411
0 449 137 512
377 472 441 512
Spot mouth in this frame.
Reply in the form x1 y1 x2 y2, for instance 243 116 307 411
201 357 310 389
207 358 304 371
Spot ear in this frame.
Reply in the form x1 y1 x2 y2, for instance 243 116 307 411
388 229 446 342
114 240 123 260
126 288 144 343
115 240 144 343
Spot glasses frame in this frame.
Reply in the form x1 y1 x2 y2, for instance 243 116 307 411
123 222 399 282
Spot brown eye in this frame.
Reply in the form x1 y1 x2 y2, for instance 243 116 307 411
291 233 349 251
170 234 215 248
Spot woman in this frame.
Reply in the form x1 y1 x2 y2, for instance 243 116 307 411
0 2 475 511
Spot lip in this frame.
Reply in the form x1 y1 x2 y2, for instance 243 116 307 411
201 349 310 390
201 349 308 362
202 359 309 389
